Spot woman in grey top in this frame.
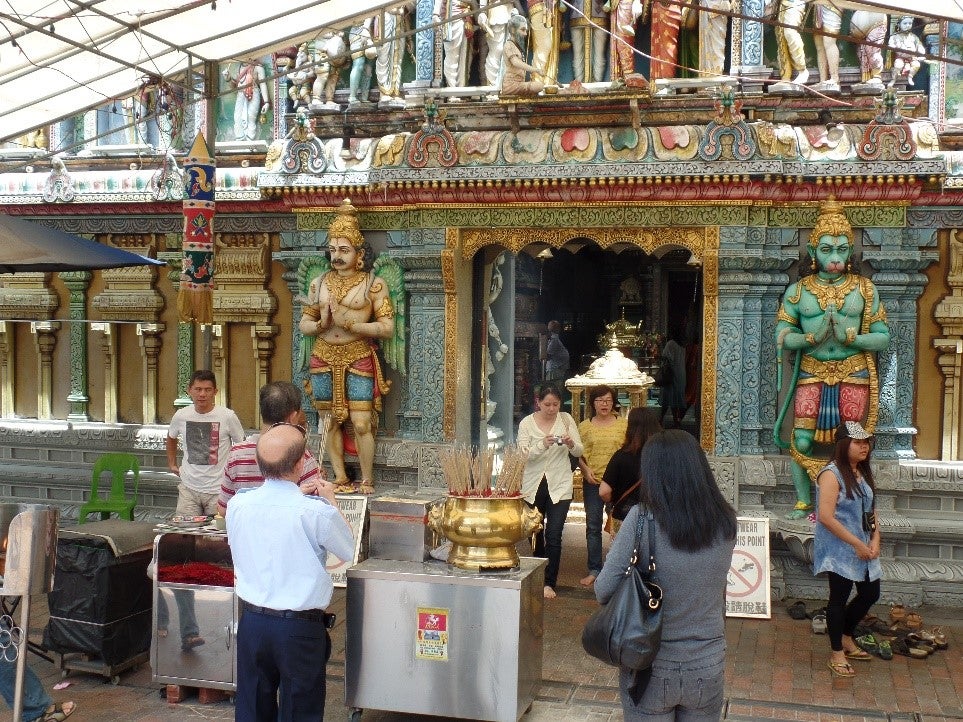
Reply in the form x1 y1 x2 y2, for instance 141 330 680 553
595 430 736 720
813 421 881 678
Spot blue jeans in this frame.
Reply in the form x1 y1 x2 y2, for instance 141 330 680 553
529 477 571 589
0 655 53 722
582 480 604 577
620 654 725 721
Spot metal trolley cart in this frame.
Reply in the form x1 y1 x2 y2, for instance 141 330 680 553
151 530 237 693
345 557 546 722
43 520 155 684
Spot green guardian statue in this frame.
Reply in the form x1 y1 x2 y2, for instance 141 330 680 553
774 198 890 519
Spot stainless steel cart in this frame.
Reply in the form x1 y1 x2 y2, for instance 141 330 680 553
151 531 237 692
345 557 546 722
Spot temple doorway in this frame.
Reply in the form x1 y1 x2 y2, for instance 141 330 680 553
474 239 704 447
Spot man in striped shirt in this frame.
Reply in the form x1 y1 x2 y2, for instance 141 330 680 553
218 381 323 516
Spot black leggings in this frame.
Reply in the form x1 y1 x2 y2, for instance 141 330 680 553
826 571 880 652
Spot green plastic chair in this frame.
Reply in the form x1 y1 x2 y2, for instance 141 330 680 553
78 453 140 523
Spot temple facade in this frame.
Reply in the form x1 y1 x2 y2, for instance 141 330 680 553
2 8 963 602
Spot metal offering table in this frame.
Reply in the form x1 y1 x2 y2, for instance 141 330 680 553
345 556 546 722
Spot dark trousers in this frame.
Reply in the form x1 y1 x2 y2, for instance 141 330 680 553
236 609 331 722
826 571 880 652
529 477 571 589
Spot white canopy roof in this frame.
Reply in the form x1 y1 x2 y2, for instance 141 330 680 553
0 0 960 144
0 0 412 142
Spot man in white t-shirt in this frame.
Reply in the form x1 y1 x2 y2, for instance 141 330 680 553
167 370 245 516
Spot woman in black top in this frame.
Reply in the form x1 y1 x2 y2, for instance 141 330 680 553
600 407 662 534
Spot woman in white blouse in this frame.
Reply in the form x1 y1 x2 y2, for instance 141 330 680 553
518 384 584 599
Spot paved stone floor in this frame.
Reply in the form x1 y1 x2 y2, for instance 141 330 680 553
12 521 963 721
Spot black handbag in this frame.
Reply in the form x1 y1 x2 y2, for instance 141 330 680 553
581 508 663 671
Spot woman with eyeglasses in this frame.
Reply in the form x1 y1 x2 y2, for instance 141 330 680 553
576 385 626 587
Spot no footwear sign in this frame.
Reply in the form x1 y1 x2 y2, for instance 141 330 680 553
725 517 771 619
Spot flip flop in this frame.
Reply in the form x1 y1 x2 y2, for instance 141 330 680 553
876 640 893 660
845 647 873 660
42 702 76 722
827 660 855 678
889 604 907 625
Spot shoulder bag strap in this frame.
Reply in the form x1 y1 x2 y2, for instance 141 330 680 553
614 480 641 508
638 506 656 577
627 509 645 573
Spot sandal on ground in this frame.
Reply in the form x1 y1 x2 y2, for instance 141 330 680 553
41 702 76 722
181 635 206 651
334 481 358 493
811 611 827 634
891 637 928 659
929 627 949 650
876 640 893 660
827 660 855 678
358 481 375 495
906 633 935 655
787 601 808 620
889 603 907 625
904 611 924 630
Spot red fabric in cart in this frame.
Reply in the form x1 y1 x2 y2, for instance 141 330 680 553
158 561 234 587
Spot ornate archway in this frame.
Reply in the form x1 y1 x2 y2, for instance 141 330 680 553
443 226 720 450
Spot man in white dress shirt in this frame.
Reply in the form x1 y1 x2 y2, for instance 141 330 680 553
227 423 354 721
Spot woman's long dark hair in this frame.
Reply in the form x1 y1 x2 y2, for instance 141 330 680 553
639 429 737 552
830 435 875 499
621 407 662 455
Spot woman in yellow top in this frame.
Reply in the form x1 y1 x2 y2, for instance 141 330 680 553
577 385 627 587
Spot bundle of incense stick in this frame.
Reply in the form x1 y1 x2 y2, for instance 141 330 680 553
493 444 526 497
441 445 510 497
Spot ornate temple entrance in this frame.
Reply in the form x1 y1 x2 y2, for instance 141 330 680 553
454 226 717 450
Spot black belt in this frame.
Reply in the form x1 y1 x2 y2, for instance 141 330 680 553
241 600 335 627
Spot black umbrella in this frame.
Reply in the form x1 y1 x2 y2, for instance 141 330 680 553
0 214 166 273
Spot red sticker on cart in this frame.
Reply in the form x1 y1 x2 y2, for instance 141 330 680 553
416 607 449 661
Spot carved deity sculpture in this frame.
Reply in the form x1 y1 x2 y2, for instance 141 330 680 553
698 0 731 78
527 0 563 86
850 10 887 87
649 0 682 90
479 0 513 86
222 59 271 141
499 13 545 97
375 5 412 108
774 199 890 519
811 0 842 92
312 32 350 111
568 0 608 83
299 200 405 495
608 0 643 85
348 19 378 105
888 16 927 87
773 0 810 89
434 0 475 90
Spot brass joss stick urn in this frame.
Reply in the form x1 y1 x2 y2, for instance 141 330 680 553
428 496 543 572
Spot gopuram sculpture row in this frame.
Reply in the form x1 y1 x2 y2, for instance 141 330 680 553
268 1 931 114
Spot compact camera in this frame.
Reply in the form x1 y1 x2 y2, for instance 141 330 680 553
553 435 564 446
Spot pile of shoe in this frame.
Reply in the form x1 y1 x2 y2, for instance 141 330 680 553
785 600 828 634
854 605 949 660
